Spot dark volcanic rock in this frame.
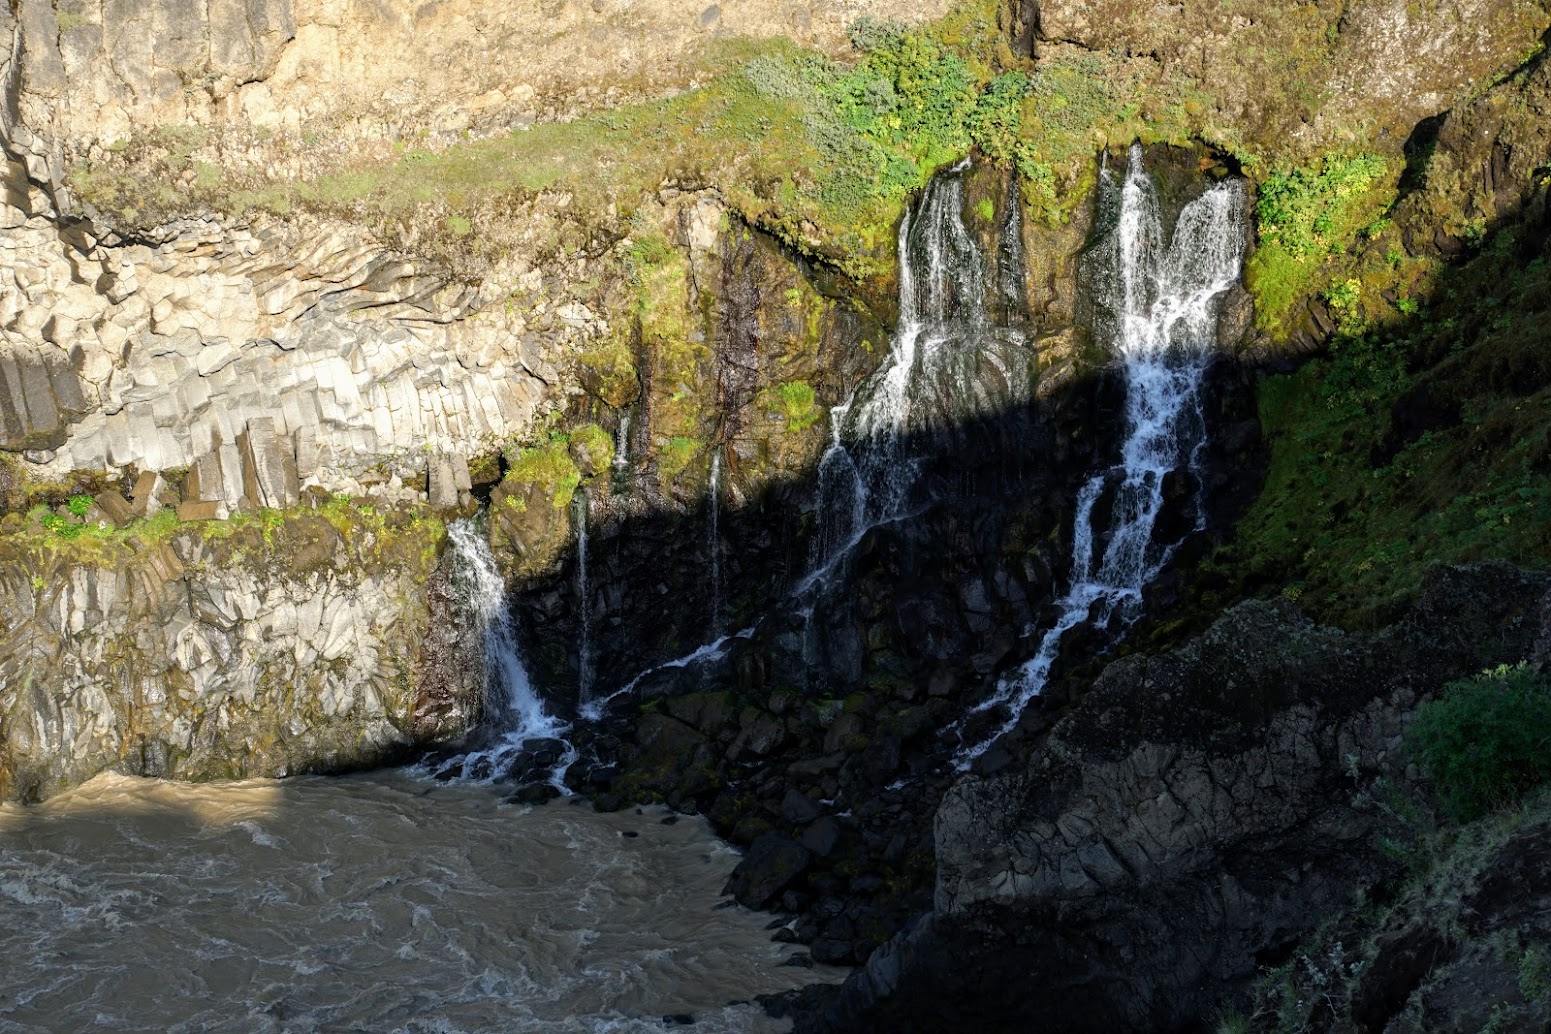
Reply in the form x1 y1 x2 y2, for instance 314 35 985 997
810 565 1551 1034
725 835 812 909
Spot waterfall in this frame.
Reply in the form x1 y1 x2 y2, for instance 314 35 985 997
590 157 1030 714
709 449 722 635
613 412 631 472
433 519 575 788
806 157 1020 591
575 491 593 704
956 145 1246 766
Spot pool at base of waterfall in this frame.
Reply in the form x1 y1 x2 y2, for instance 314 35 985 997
0 771 841 1033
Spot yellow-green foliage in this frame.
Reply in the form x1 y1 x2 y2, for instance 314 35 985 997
1246 154 1398 332
568 422 615 477
4 495 444 572
1207 224 1551 626
576 332 640 409
657 436 702 482
504 437 582 509
762 380 821 432
629 233 707 441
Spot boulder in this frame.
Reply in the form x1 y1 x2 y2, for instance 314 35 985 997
724 834 811 909
92 491 134 528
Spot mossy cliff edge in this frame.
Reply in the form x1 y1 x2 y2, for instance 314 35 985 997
0 499 478 803
2 0 1551 1028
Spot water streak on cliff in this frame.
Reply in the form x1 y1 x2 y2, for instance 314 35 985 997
432 520 575 787
957 146 1246 765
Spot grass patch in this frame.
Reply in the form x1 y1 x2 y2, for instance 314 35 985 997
502 436 582 509
761 379 822 432
1407 663 1551 822
1246 154 1398 333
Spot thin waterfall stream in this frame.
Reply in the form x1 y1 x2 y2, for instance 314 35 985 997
576 491 593 706
590 158 1029 713
956 145 1246 765
431 519 577 787
709 450 722 636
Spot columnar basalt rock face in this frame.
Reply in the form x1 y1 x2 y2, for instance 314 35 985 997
0 184 578 506
0 512 480 802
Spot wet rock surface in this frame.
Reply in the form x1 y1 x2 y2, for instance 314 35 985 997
800 564 1551 1033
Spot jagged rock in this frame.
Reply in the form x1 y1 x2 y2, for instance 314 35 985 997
725 834 812 909
814 565 1551 1034
237 417 300 510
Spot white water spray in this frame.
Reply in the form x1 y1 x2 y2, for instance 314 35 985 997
575 491 593 704
614 413 631 473
709 450 722 635
434 519 575 788
956 146 1246 766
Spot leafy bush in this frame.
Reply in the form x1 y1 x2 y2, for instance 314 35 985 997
658 436 702 482
67 494 93 517
1406 663 1551 821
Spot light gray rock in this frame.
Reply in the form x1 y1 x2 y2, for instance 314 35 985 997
237 416 300 509
0 514 483 802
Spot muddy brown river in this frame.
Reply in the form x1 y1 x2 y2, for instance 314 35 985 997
0 771 839 1033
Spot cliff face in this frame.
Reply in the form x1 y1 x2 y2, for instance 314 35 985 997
1 1 1551 1027
0 507 479 802
814 566 1551 1032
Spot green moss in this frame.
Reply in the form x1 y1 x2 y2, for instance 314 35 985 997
568 422 615 477
576 333 640 409
657 436 702 482
503 438 582 509
1245 154 1397 332
1206 224 1551 626
761 379 822 432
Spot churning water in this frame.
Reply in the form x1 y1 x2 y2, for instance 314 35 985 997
0 772 837 1033
957 146 1246 764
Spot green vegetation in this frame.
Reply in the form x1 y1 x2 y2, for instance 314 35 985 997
1246 154 1397 332
657 436 702 482
502 436 583 509
1407 664 1551 821
568 422 615 477
762 380 822 432
1205 220 1551 626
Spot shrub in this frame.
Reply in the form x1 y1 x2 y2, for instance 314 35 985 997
67 494 93 517
504 437 582 509
1406 663 1551 821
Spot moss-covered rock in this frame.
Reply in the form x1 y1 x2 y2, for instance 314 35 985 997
0 502 476 803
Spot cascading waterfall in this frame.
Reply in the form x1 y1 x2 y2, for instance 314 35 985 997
956 145 1246 766
434 519 575 787
709 450 723 635
590 158 1031 713
808 159 998 583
